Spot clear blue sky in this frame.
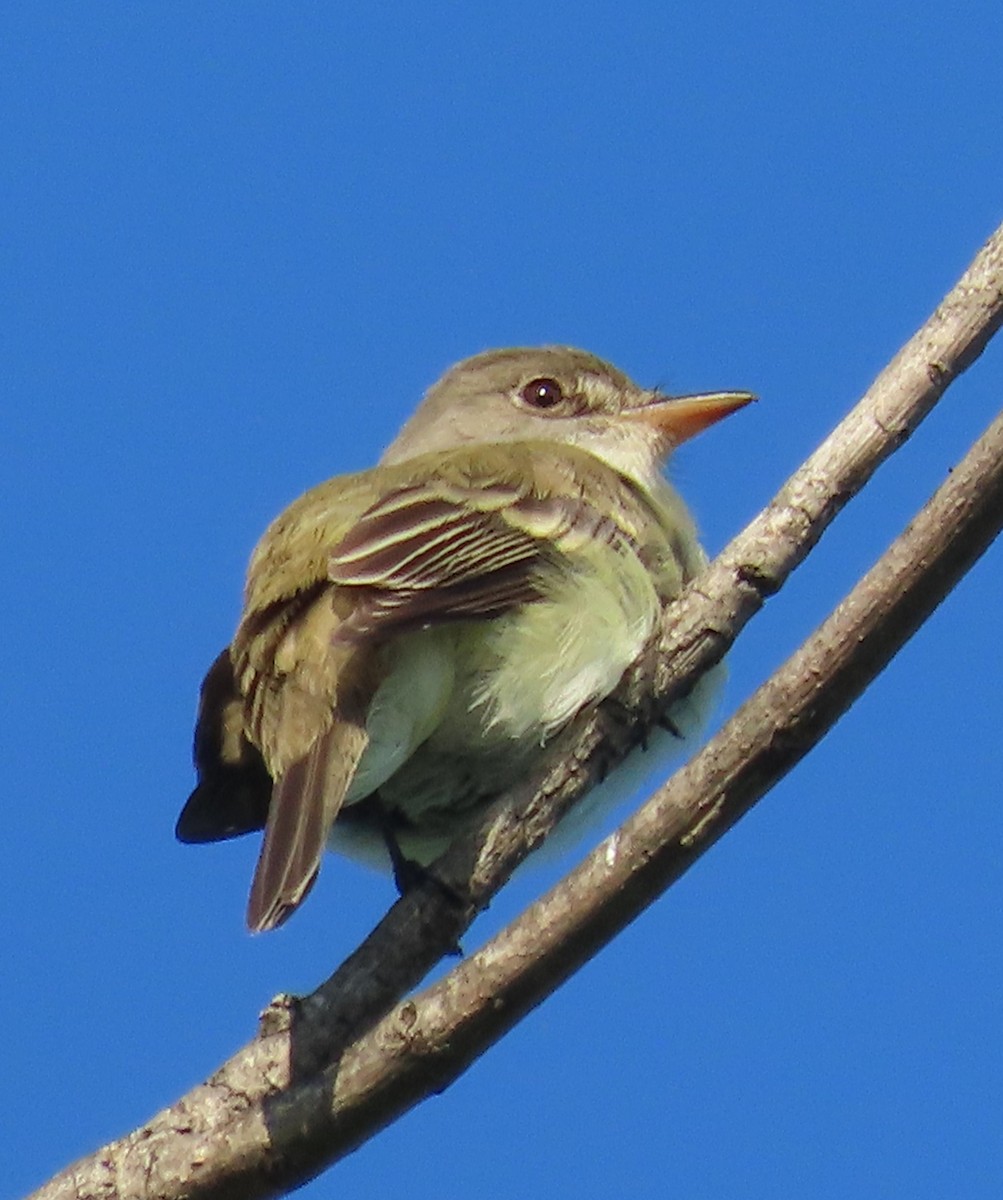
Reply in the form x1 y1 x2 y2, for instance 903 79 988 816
5 4 1002 1197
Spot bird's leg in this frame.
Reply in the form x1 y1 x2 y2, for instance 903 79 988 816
599 635 682 774
381 813 430 898
358 795 467 954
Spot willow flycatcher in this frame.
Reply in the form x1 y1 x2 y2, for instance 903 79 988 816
176 346 752 931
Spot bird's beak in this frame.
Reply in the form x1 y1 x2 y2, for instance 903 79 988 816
627 389 756 445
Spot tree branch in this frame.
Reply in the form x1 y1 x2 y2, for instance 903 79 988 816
31 221 1003 1200
257 399 1003 1183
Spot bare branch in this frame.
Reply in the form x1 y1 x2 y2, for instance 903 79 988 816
256 400 1003 1186
31 221 1003 1200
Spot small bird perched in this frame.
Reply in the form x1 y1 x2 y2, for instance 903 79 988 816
176 347 752 931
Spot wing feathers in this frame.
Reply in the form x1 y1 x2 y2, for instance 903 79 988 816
246 719 369 932
326 482 638 643
330 493 539 589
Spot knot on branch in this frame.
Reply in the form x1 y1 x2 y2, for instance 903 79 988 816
735 558 783 597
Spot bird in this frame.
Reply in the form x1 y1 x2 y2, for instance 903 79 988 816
175 346 753 931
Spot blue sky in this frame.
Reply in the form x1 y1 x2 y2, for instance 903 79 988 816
5 4 1002 1197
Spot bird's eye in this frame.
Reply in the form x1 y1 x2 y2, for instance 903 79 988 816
519 377 565 409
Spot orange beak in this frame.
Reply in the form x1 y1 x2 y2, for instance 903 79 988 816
627 389 755 445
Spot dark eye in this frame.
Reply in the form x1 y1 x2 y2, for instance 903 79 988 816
519 377 565 409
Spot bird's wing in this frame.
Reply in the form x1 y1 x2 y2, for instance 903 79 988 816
246 717 368 932
234 585 371 932
174 651 365 932
327 447 629 639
